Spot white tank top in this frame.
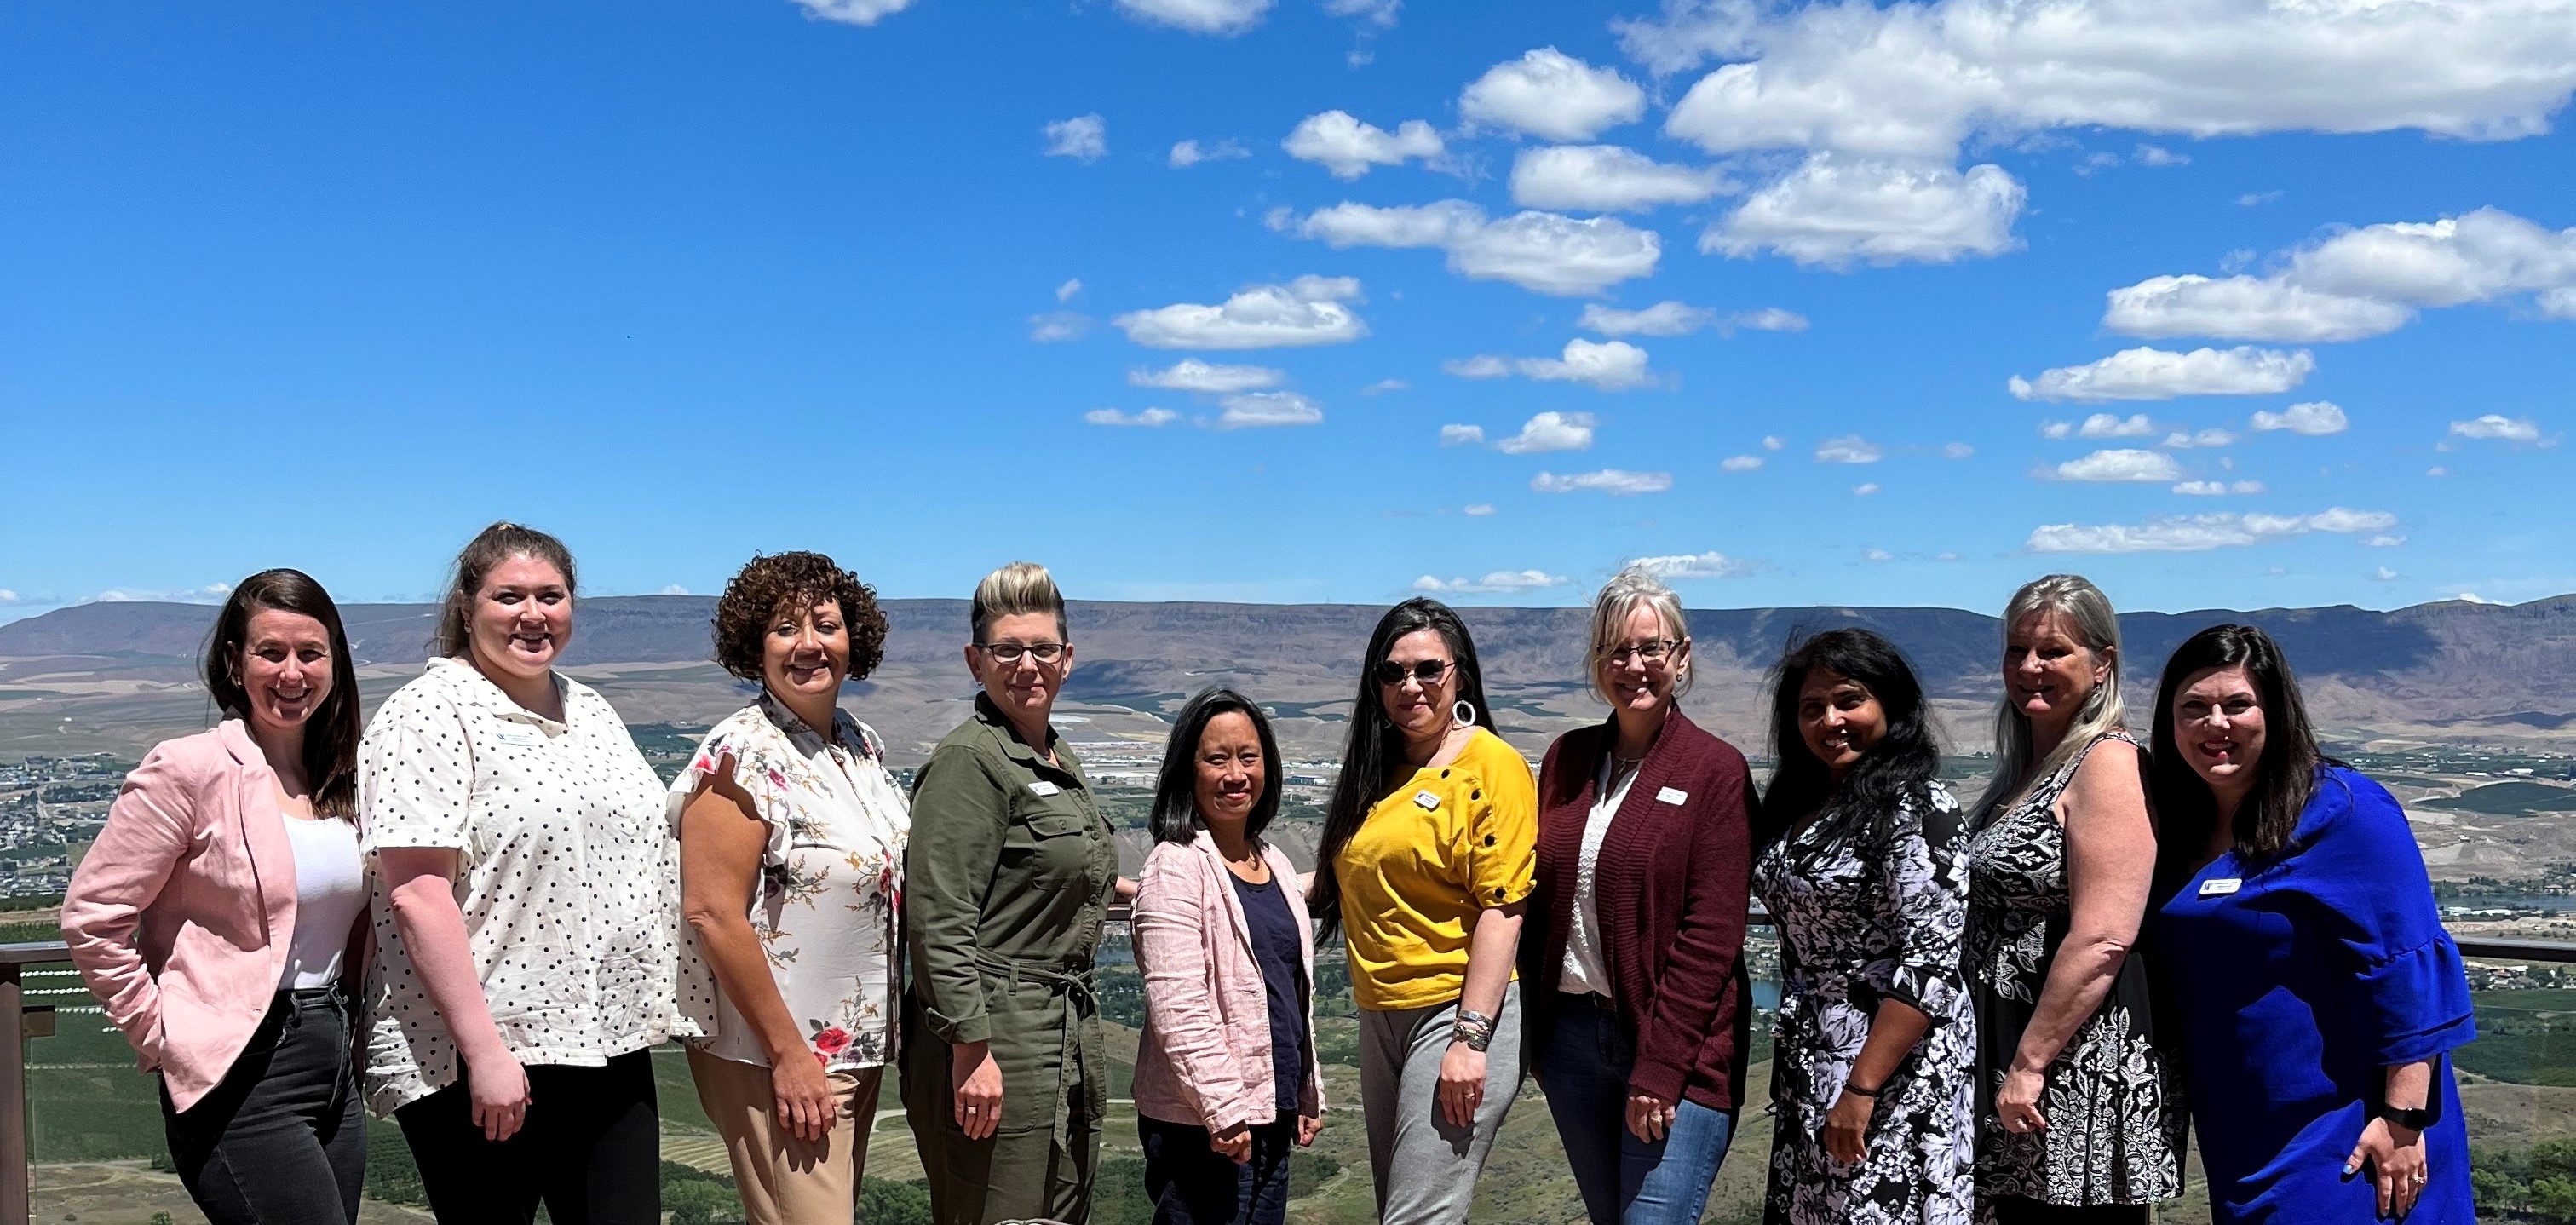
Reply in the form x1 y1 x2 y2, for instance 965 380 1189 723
279 815 366 991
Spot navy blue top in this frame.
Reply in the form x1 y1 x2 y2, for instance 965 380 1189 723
2148 766 2477 1223
1231 872 1307 1115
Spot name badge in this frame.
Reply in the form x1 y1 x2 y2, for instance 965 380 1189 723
2199 877 2243 897
1655 786 1688 806
492 728 540 748
1026 781 1061 797
1413 790 1441 811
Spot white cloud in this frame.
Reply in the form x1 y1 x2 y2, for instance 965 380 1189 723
2306 507 2400 533
1853 482 1882 496
0 590 16 604
1578 300 1807 336
1493 411 1596 454
1864 548 1896 561
1814 434 1882 463
1279 201 1661 296
1217 390 1323 428
1029 312 1090 342
788 0 918 26
2234 480 2267 494
1324 0 1400 26
1942 441 1975 459
1440 423 1486 446
1459 48 1647 141
1631 550 1757 579
1443 355 1512 379
2026 507 2395 554
1728 307 1810 333
2365 534 2406 548
2428 465 2451 477
2451 413 2542 441
1721 454 1765 471
2050 448 2184 483
1055 279 1083 302
1283 111 1443 179
2251 400 2349 435
1706 154 2025 267
1413 569 1570 594
2372 566 2402 582
1762 435 1785 450
2162 428 2236 449
1361 377 1408 395
2172 480 2231 496
1169 138 1250 167
1043 114 1107 164
1085 407 1181 427
1515 339 1655 390
1509 145 1728 212
2060 412 2157 439
2103 274 2413 343
2135 143 2189 167
2450 591 2504 605
1463 503 1497 515
1128 359 1284 393
1113 277 1367 349
1532 469 1673 496
2009 346 2314 402
2240 191 2285 207
1114 0 1272 35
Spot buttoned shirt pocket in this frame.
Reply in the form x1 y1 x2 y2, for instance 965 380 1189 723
1004 801 1101 893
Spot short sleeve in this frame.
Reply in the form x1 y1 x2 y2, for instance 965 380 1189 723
359 681 476 860
1880 786 1969 1023
2293 770 2477 1065
665 719 794 869
1463 738 1538 910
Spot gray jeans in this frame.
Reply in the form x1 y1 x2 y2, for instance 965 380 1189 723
1357 982 1523 1225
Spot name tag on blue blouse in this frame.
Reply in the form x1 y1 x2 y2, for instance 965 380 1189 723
1026 781 1061 797
2199 877 2243 897
1413 790 1440 811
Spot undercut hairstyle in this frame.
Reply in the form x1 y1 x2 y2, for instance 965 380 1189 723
2149 624 2326 869
1975 573 2127 825
433 521 577 659
1148 687 1285 847
1310 597 1494 939
710 552 888 684
970 561 1067 644
1586 566 1694 705
204 569 363 820
1756 627 1943 856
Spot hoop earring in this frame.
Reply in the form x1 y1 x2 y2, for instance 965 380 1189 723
1452 699 1477 728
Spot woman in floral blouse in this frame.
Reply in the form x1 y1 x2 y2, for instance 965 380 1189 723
674 552 911 1225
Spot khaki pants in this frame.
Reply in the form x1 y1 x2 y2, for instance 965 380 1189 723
688 1046 883 1225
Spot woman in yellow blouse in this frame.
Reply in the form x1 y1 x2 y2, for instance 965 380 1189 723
1309 597 1536 1225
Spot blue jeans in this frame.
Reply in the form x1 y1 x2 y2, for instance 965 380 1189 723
1536 998 1736 1225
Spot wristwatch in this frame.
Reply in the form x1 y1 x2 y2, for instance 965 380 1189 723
2378 1103 2433 1131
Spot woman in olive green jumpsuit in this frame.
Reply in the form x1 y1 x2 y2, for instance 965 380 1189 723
904 561 1124 1225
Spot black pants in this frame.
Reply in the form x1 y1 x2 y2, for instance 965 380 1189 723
395 1047 660 1224
1988 1198 2152 1224
161 988 365 1225
1137 1114 1293 1225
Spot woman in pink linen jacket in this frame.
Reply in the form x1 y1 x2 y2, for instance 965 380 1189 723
1133 687 1324 1225
62 569 373 1225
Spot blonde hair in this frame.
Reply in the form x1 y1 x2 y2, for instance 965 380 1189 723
1975 573 2125 824
971 561 1067 643
1586 566 1693 704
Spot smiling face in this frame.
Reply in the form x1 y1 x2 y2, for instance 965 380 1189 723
2172 664 2268 802
970 610 1072 728
762 597 849 711
2004 609 2109 734
1797 667 1887 779
1598 602 1688 721
238 607 334 739
1377 627 1461 743
467 555 573 684
1193 710 1265 833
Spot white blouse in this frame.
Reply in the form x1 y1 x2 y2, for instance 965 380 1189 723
670 694 910 1072
356 658 687 1115
279 814 365 991
1557 753 1640 998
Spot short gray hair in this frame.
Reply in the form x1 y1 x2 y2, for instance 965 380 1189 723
1586 566 1693 704
970 561 1067 643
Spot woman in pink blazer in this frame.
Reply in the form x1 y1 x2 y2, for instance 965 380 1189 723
1132 687 1325 1225
62 569 373 1225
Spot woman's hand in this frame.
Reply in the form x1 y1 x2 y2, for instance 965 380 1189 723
772 1052 839 1143
469 1051 532 1143
1296 1113 1323 1147
1437 1042 1488 1129
1625 1091 1676 1143
952 1041 1003 1141
1996 1065 2050 1136
2346 1117 2429 1218
1209 1122 1253 1165
1822 1087 1876 1165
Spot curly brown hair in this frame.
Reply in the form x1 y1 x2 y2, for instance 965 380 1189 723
711 552 888 684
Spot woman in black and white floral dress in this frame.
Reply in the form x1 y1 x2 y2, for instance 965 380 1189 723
1754 629 1974 1225
1964 577 2181 1223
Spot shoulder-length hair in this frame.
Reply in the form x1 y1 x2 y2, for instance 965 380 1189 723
1975 574 2127 825
434 521 577 659
1309 597 1493 938
1148 687 1285 847
2149 624 2325 867
1756 627 1942 854
1586 566 1693 705
204 569 364 820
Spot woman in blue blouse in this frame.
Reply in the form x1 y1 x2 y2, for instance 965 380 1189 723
2146 624 2475 1223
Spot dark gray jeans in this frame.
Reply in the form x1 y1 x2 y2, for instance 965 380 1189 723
162 988 365 1225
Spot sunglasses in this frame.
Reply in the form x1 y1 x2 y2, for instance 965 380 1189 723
1374 659 1452 687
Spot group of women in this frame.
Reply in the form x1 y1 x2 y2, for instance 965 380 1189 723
57 519 2480 1225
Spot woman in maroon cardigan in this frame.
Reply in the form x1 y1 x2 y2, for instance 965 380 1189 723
1523 566 1759 1225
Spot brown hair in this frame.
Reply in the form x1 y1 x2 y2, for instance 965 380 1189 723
711 552 888 683
433 521 577 659
204 570 363 820
2149 623 2326 867
970 561 1067 644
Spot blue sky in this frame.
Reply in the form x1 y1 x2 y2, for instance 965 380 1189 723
4 0 2572 622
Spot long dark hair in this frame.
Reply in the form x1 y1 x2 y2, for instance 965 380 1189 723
434 521 578 659
2149 624 2326 868
1310 598 1494 938
204 569 363 820
1756 628 1942 854
1148 687 1285 846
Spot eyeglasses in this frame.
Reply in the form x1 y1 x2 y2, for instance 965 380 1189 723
976 641 1067 664
1606 639 1681 666
1374 659 1452 687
